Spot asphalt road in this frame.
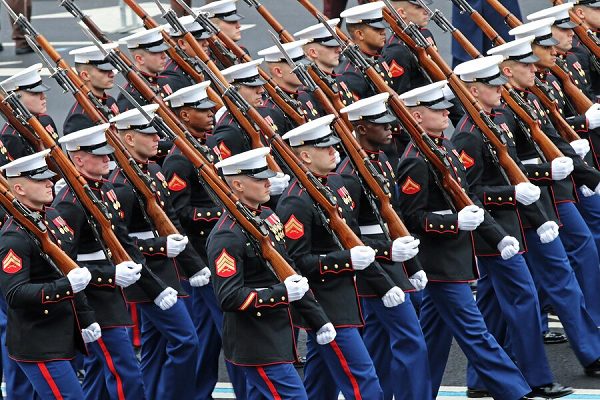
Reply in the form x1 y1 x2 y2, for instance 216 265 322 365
0 0 599 394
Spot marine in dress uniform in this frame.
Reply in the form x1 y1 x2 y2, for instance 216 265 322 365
0 64 58 167
451 56 573 398
396 81 533 399
108 104 205 400
162 82 248 399
207 147 335 400
570 0 600 97
338 93 431 400
488 36 600 377
197 0 247 53
63 44 121 135
277 116 406 400
55 125 151 400
0 150 96 399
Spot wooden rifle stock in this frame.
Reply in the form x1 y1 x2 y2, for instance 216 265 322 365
0 100 43 152
0 175 78 275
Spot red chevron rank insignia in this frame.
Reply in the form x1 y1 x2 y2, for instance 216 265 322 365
459 150 475 169
168 173 187 191
284 215 304 240
389 60 405 78
401 177 421 195
2 250 22 274
218 142 232 159
215 249 236 278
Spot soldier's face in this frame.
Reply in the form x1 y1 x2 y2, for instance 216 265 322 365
579 6 600 30
88 67 115 91
11 177 54 210
363 26 387 51
142 51 167 74
400 2 430 27
311 44 341 70
218 20 241 41
182 107 214 133
473 82 502 110
236 175 271 206
504 61 537 88
75 152 111 179
303 145 337 175
131 132 160 160
359 122 393 147
237 84 265 107
533 44 557 68
277 63 303 88
413 107 449 134
19 91 46 115
551 27 574 53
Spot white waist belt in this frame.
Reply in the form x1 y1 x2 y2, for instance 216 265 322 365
359 224 385 235
432 209 452 215
522 157 542 165
130 231 155 240
77 250 107 262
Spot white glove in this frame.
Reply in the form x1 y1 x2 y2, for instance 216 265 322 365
570 139 591 159
189 267 211 287
154 287 178 310
350 246 376 270
67 267 92 293
585 103 600 129
53 178 66 195
497 236 520 260
580 185 596 197
457 205 484 231
81 322 101 344
551 157 574 181
268 172 291 196
515 182 541 205
391 236 420 262
408 270 428 291
316 322 337 345
166 234 188 258
382 286 405 308
334 150 341 165
595 182 600 196
284 274 309 302
115 261 142 288
537 221 560 244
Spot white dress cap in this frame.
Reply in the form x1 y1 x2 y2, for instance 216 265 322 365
0 63 50 93
196 0 243 22
164 81 216 109
527 3 577 29
59 123 115 155
340 93 397 123
170 15 213 39
69 43 119 71
0 149 56 180
120 26 169 53
215 147 276 178
487 35 540 64
399 80 454 109
340 1 387 28
221 59 266 86
294 19 341 47
282 114 340 147
508 17 558 46
257 40 309 63
109 104 160 134
453 55 508 86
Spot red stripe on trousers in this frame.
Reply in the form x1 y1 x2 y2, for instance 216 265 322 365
130 304 141 347
98 337 126 400
257 366 281 400
329 340 362 400
37 362 64 400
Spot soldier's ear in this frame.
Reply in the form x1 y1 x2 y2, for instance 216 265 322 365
572 6 585 19
299 148 312 165
500 64 513 78
179 109 190 123
355 123 367 137
396 5 408 19
468 84 478 97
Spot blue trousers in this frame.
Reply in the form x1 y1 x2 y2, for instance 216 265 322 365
137 300 200 400
576 188 600 265
243 363 307 400
361 295 431 400
82 327 146 400
420 282 530 400
304 327 383 400
556 202 600 325
466 255 553 390
523 228 600 366
180 281 247 400
17 360 84 400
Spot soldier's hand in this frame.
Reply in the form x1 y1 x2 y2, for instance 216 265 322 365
115 261 142 288
268 173 291 196
382 286 405 308
154 287 178 310
570 139 591 159
551 157 574 181
67 267 92 293
81 322 102 344
409 270 428 291
316 323 336 345
537 221 559 244
585 103 600 129
350 246 376 270
457 205 484 231
497 236 520 260
167 234 189 258
284 274 309 302
515 182 541 205
392 236 420 262
189 267 211 287
580 185 596 197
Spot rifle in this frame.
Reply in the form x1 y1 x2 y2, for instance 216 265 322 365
59 0 223 109
293 0 473 209
380 0 528 185
0 174 78 275
269 31 411 240
116 83 299 280
417 0 562 161
452 0 582 143
485 0 593 115
22 35 181 238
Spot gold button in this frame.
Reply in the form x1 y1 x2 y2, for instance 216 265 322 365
345 263 350 268
384 251 388 255
281 296 286 301
207 212 211 216
197 213 201 217
66 291 70 295
139 247 143 251
200 231 204 235
440 225 444 229
56 294 60 298
160 247 165 252
545 172 549 176
256 312 261 317
498 197 502 201
334 264 338 268
487 197 492 201
217 212 222 216
323 266 328 270
258 299 263 303
44 310 49 315
149 247 154 252
108 278 113 283
450 225 455 229
508 197 513 201
98 278 102 282
535 172 540 177
45 295 50 300
270 298 274 302
375 249 379 253
429 224 433 228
